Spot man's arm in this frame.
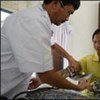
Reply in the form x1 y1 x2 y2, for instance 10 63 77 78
38 69 90 91
51 43 80 72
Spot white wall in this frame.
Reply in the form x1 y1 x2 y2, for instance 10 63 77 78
68 1 100 60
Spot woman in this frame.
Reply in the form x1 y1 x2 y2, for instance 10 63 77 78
79 28 100 83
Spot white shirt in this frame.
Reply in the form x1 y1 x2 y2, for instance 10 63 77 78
1 4 53 98
51 21 74 67
51 21 73 50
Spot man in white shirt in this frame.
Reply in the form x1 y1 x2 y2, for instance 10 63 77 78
1 0 90 99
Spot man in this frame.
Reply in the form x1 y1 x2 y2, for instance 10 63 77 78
1 0 89 99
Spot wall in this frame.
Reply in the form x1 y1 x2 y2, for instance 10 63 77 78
1 1 100 63
67 1 100 61
1 1 42 12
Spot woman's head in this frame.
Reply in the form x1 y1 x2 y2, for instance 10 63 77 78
92 28 100 54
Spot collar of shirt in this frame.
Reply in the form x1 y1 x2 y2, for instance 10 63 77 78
38 4 52 36
93 52 99 62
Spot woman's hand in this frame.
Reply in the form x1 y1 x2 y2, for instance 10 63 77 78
77 78 90 91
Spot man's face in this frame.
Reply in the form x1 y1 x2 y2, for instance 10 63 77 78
52 3 75 25
93 33 100 54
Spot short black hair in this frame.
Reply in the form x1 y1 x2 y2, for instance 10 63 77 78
43 0 52 4
43 0 80 10
92 28 100 40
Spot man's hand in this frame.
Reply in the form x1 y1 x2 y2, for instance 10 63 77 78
68 56 81 73
52 43 81 73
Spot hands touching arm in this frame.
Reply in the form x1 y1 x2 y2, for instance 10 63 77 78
36 43 89 91
38 69 90 91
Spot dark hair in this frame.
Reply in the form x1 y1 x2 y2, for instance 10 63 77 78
43 0 80 10
43 0 52 4
92 28 100 40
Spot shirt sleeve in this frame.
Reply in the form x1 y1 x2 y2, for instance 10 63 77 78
79 57 88 73
5 14 53 73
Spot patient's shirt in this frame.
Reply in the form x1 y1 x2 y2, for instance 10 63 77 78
79 53 100 83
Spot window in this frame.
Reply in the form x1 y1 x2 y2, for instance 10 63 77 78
1 9 12 27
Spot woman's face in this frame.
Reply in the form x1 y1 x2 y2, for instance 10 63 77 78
93 33 100 54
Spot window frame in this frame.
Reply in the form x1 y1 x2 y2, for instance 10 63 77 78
1 9 12 27
98 3 100 28
1 8 13 14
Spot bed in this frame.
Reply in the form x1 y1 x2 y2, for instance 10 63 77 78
26 79 95 100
